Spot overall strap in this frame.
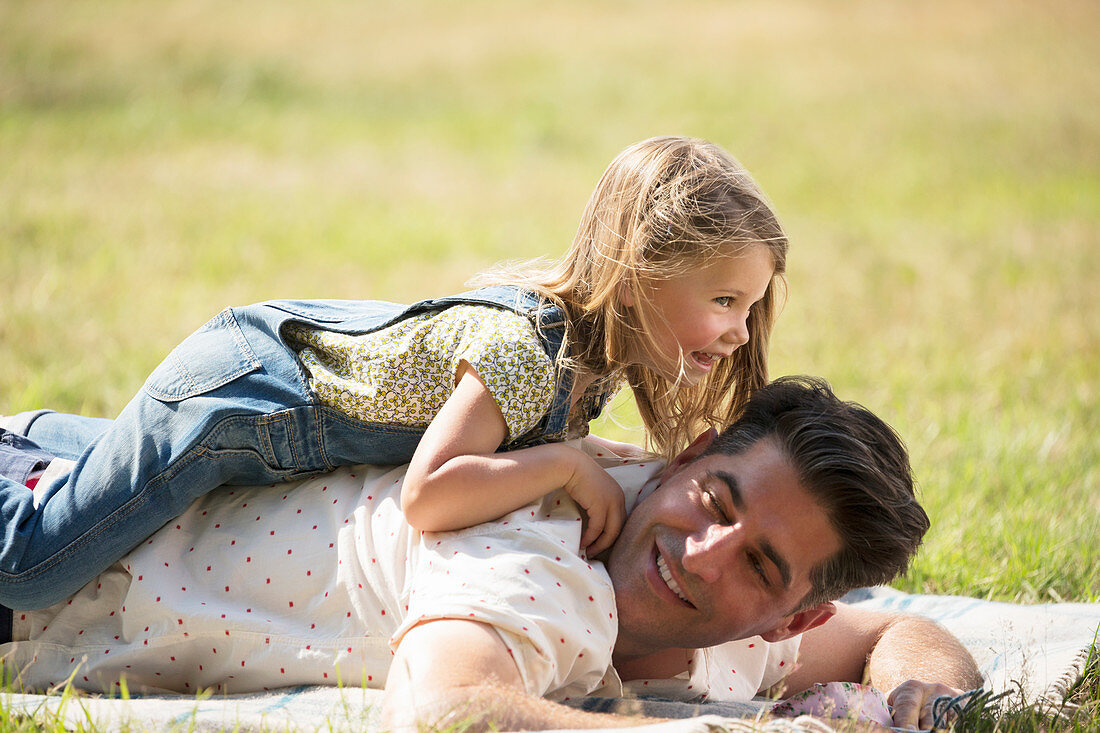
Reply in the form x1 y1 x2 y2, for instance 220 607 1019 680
421 286 567 359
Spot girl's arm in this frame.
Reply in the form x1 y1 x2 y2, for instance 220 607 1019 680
402 365 626 555
583 435 656 462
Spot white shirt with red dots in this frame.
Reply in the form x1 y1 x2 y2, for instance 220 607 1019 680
6 442 797 702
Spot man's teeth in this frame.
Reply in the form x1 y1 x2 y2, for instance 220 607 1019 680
656 553 689 603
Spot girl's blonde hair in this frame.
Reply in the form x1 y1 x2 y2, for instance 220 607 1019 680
476 136 788 460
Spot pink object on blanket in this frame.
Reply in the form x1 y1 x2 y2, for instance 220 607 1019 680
771 681 893 726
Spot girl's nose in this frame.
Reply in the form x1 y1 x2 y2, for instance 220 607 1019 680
682 523 740 583
726 313 750 347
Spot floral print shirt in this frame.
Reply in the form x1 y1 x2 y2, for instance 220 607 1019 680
285 304 559 443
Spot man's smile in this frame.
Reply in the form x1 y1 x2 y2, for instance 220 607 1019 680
654 545 695 608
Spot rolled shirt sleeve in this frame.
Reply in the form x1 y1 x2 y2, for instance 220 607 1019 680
392 490 618 699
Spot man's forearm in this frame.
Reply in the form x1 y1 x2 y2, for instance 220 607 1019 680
383 682 664 732
384 619 666 732
865 616 982 692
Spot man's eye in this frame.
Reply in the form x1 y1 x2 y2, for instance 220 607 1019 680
703 489 731 524
749 554 770 586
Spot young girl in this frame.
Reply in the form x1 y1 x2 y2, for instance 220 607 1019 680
0 136 788 610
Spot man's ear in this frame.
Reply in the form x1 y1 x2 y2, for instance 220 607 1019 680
659 428 718 481
759 602 836 643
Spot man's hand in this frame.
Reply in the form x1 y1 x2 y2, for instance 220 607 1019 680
887 680 966 730
780 603 982 728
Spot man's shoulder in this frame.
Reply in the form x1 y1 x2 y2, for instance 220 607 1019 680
399 489 619 698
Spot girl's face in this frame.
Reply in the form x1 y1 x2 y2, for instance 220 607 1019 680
630 245 775 385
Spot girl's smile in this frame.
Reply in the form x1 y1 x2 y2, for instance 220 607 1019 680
632 245 775 385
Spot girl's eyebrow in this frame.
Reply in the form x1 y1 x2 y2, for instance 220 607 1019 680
712 470 792 590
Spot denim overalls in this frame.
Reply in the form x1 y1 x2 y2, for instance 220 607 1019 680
0 286 600 609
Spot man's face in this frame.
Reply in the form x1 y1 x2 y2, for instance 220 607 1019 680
607 436 842 661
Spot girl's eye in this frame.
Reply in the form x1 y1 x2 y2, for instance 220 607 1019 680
714 296 732 307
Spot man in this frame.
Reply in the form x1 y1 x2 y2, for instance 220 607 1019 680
383 376 980 730
0 378 980 729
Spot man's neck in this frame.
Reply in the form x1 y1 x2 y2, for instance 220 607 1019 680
612 647 693 682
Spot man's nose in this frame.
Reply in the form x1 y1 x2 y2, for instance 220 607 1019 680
681 523 740 583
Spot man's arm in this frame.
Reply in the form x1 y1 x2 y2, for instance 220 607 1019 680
382 619 661 731
777 603 982 729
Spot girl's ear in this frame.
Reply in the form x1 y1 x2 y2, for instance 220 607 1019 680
617 282 636 307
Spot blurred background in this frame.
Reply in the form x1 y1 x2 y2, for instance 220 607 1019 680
2 0 1097 602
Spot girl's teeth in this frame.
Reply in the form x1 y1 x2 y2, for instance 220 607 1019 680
657 553 689 603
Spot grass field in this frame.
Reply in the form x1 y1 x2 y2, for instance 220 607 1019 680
2 0 1098 729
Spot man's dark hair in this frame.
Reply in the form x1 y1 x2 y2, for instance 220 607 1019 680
703 376 929 609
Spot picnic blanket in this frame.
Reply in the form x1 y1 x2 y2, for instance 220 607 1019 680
2 587 1097 731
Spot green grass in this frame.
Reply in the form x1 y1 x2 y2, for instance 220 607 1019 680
2 0 1098 729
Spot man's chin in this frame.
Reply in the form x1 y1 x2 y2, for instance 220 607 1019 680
614 607 696 657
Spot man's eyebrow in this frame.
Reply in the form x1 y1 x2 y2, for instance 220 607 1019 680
760 539 792 590
713 471 792 590
714 471 745 510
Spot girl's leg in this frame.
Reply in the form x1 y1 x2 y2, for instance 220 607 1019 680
7 411 114 460
0 430 55 485
0 394 218 609
0 307 319 610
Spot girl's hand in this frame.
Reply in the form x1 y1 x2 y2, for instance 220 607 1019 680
563 452 627 556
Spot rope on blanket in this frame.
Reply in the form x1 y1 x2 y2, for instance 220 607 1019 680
1028 640 1098 721
1046 632 1099 704
931 688 1009 729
